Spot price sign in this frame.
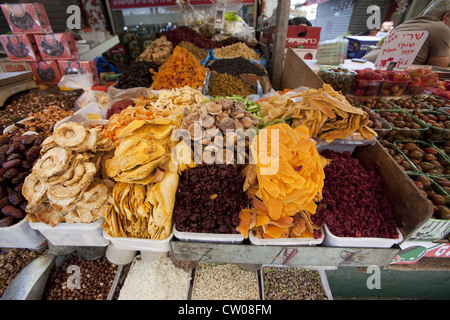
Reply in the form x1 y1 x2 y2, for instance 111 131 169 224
374 30 429 69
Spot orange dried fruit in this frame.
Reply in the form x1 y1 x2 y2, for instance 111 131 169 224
238 123 326 239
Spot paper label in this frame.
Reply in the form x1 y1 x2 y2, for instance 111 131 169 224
374 30 428 69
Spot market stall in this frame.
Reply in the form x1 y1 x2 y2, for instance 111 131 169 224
0 0 449 302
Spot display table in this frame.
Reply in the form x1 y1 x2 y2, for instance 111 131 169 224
303 59 376 73
79 35 120 61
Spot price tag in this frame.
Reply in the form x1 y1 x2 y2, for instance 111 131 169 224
374 30 429 69
214 5 225 29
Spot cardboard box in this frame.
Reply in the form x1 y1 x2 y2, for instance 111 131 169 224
58 60 99 84
345 36 380 59
29 60 62 84
108 44 129 68
0 34 41 61
1 3 52 34
261 26 321 49
0 61 31 72
281 48 324 90
291 48 317 60
34 33 79 61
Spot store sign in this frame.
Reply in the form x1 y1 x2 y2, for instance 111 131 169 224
374 30 429 69
109 0 253 10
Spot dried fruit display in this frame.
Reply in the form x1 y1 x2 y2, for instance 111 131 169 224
161 27 216 50
151 46 207 90
23 122 115 226
237 124 326 239
207 73 257 98
115 61 159 89
103 106 170 143
148 86 208 122
173 164 249 234
312 150 398 238
281 84 377 142
103 167 179 240
104 118 175 185
177 41 208 62
180 97 259 165
0 133 44 227
208 57 267 77
6 106 73 137
136 36 173 65
395 141 450 175
106 99 135 120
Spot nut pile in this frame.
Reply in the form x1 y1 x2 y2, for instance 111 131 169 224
180 98 259 165
6 106 73 137
0 92 79 133
0 133 44 227
192 263 259 300
173 164 249 234
377 110 426 141
411 174 450 220
43 255 118 300
213 42 261 61
0 248 45 297
388 98 432 110
118 257 191 300
262 266 328 300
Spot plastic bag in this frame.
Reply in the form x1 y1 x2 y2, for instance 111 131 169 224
59 72 111 110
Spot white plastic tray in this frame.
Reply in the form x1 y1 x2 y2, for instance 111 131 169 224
3 118 29 135
316 136 376 155
323 224 403 248
103 230 173 252
249 228 324 246
54 102 103 130
260 264 333 300
173 225 244 244
29 218 109 247
0 218 46 249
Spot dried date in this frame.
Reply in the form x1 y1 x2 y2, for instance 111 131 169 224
2 159 22 170
2 167 21 180
2 205 24 219
7 191 24 206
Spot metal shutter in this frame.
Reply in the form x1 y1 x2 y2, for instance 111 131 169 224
347 0 392 35
313 0 354 41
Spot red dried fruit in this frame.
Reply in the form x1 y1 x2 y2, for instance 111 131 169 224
312 150 398 238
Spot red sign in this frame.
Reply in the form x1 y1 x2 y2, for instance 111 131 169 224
109 0 253 10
